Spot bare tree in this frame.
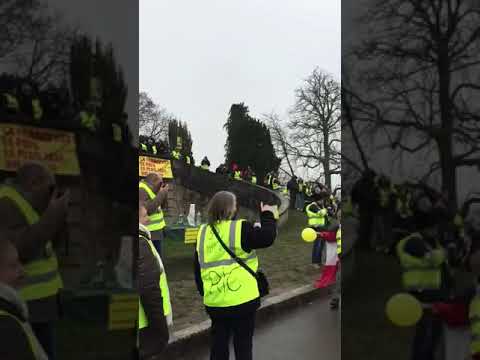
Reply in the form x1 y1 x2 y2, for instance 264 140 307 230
345 0 480 209
264 112 297 177
289 68 341 190
1 1 76 87
139 91 171 142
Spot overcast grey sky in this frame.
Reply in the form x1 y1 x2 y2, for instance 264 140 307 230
140 0 341 179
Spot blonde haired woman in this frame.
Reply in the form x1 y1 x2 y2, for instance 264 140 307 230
194 191 278 360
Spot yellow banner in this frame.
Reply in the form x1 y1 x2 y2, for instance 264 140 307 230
108 293 138 331
0 124 80 175
139 156 173 178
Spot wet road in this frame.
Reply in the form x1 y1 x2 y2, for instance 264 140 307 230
193 296 339 360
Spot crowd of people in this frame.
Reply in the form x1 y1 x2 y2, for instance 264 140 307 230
347 169 480 359
0 74 131 144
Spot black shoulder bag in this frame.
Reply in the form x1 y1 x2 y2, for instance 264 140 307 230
210 224 269 298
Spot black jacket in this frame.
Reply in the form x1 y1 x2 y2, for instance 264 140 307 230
194 211 277 317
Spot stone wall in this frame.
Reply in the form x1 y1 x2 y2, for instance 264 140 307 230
163 160 287 224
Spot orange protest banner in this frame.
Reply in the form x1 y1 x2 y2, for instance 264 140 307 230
139 156 173 178
0 124 80 175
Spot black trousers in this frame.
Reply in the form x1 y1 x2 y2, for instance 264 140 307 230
209 311 256 360
411 310 442 360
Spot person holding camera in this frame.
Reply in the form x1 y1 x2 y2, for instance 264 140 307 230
193 191 278 360
0 161 69 360
139 173 169 258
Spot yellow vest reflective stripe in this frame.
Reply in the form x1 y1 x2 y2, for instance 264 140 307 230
305 203 327 226
196 220 259 307
4 93 19 110
0 310 43 358
0 186 62 301
396 233 444 291
186 156 191 164
337 228 342 254
31 99 43 121
234 171 241 180
138 236 171 330
172 151 180 159
470 296 480 355
138 182 166 232
80 112 97 131
112 123 122 142
141 143 148 151
251 176 257 184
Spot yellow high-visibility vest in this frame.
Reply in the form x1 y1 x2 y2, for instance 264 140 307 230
396 233 445 292
138 182 166 232
196 220 259 307
305 203 327 227
469 295 480 356
251 176 257 184
138 235 171 330
80 111 98 132
112 123 122 142
4 93 19 111
31 98 43 121
0 186 63 301
337 228 342 254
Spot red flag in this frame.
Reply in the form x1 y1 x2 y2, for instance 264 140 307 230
314 263 338 288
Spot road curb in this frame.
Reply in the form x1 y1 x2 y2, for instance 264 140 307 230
163 284 331 358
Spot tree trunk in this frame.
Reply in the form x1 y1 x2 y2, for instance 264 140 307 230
437 40 457 211
323 131 332 190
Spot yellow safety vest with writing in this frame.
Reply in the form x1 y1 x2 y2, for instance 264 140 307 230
337 228 342 255
138 182 166 232
0 310 45 359
0 186 63 301
396 233 445 292
469 295 480 355
138 235 171 330
305 203 327 227
4 93 19 111
31 98 43 121
196 220 259 307
80 111 98 132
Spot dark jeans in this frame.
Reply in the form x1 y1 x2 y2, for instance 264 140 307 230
31 321 56 360
411 311 442 360
151 230 165 259
312 239 324 264
209 311 256 360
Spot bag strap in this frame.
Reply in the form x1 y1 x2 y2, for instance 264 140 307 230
209 224 258 279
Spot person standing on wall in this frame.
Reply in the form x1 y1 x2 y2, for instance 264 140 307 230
139 173 169 259
194 191 278 360
0 162 68 360
137 203 171 360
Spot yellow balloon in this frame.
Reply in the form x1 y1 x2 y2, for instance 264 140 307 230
301 228 317 243
385 293 423 327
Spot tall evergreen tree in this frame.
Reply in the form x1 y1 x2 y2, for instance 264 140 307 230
224 103 280 183
168 119 194 164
